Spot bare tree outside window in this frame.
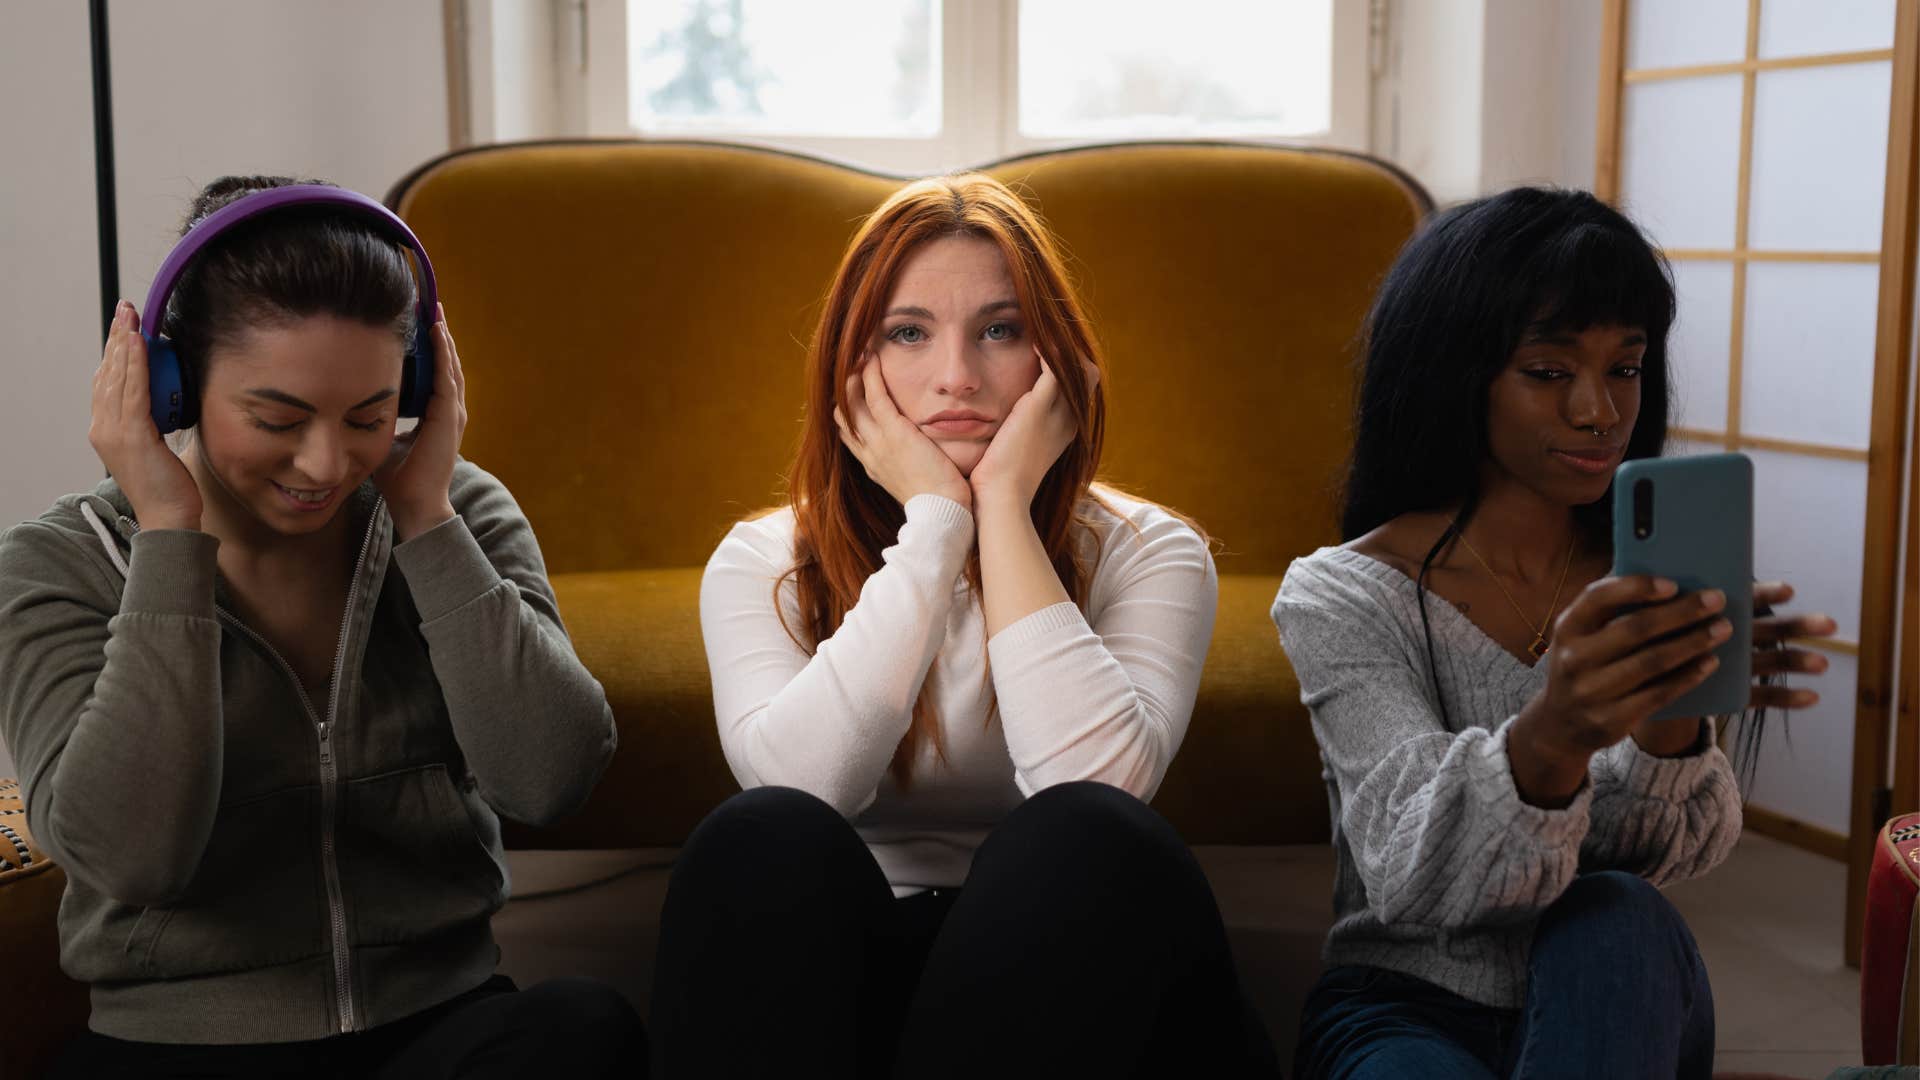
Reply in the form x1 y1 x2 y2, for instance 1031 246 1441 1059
644 0 767 119
628 0 940 137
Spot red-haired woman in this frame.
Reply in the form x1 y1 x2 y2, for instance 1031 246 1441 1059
648 175 1274 1077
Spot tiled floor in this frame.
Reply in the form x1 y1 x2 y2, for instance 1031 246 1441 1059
1664 831 1862 1078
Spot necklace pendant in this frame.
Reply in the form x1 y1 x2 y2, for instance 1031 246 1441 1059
1527 635 1549 659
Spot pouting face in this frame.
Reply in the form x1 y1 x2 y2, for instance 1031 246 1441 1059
872 235 1041 477
1482 322 1647 507
192 314 403 535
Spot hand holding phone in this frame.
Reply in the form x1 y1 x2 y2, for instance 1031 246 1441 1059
1509 573 1733 802
1510 452 1836 804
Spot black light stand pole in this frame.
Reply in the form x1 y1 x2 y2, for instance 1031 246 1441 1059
89 0 119 343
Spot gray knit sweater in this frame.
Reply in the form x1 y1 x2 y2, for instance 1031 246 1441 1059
1271 546 1741 1009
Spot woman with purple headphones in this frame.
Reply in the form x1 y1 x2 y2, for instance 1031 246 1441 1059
0 176 646 1078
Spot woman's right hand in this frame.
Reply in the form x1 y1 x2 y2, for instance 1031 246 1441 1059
833 357 971 511
1509 575 1729 804
89 301 202 532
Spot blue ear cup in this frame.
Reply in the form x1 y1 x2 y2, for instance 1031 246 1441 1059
146 335 194 435
400 314 435 418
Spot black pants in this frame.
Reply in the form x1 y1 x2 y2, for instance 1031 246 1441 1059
51 975 648 1079
648 781 1279 1078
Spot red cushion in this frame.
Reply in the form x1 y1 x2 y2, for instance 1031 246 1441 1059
1862 811 1920 1065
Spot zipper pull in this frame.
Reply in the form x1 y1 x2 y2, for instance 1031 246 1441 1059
318 722 332 766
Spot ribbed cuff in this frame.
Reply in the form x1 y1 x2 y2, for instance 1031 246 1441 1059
1486 718 1594 846
1598 719 1723 802
391 515 504 622
987 600 1086 656
122 530 219 619
901 494 975 574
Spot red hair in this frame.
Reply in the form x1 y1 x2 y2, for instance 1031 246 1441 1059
779 174 1109 786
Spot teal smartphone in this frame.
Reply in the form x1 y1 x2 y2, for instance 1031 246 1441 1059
1609 452 1754 721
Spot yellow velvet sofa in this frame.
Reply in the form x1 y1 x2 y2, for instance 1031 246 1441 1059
0 140 1426 1075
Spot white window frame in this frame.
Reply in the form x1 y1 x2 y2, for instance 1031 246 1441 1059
577 0 1373 174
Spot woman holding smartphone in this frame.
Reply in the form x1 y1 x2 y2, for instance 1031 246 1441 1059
1272 187 1835 1079
0 176 643 1077
650 174 1274 1078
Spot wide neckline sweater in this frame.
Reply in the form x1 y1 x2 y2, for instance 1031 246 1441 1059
1272 546 1741 1009
699 490 1217 895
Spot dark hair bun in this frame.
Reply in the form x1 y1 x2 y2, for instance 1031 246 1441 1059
182 175 333 236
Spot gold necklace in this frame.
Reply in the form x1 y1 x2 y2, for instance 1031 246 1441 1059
1456 532 1577 659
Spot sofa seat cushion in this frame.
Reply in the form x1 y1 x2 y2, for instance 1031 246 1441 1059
527 568 732 849
524 568 1327 850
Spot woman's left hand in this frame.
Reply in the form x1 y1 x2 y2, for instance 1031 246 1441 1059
969 348 1088 509
1633 580 1836 756
1746 581 1836 709
375 305 467 540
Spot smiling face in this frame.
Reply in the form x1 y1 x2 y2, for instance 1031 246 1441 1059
191 314 403 535
872 234 1042 477
1482 322 1648 508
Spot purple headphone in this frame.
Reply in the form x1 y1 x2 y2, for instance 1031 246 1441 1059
140 184 438 434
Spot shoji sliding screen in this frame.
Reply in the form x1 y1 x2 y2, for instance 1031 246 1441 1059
1597 0 1918 962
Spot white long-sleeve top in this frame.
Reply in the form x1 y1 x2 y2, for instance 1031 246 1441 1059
699 490 1217 894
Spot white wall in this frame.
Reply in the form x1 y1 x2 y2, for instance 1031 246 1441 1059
0 1 450 779
1551 0 1604 193
1 3 110 583
1373 0 1485 203
488 0 567 142
1378 0 1603 203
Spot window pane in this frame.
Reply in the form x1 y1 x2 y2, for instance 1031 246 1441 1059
1620 74 1744 250
1667 260 1734 432
628 0 939 137
1742 262 1880 450
1018 0 1331 139
1626 0 1747 71
1745 649 1856 834
1758 0 1896 59
1748 61 1892 252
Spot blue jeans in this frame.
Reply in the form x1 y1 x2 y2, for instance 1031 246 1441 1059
1294 872 1715 1080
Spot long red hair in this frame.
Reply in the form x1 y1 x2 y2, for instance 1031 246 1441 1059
780 174 1109 786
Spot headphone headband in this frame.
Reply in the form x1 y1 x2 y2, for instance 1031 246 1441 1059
141 184 439 434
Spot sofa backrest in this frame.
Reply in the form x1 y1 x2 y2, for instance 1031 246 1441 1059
389 140 1428 578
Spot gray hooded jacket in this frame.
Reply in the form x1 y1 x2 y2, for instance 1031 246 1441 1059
0 460 617 1044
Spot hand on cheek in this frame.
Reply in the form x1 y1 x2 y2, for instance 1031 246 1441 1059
968 347 1088 510
833 355 972 511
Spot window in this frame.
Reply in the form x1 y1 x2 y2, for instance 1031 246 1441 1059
1016 0 1333 140
627 0 941 139
589 0 1371 173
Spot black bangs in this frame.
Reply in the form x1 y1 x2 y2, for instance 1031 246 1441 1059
1520 218 1676 343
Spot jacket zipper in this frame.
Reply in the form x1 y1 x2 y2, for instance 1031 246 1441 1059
210 498 381 1035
